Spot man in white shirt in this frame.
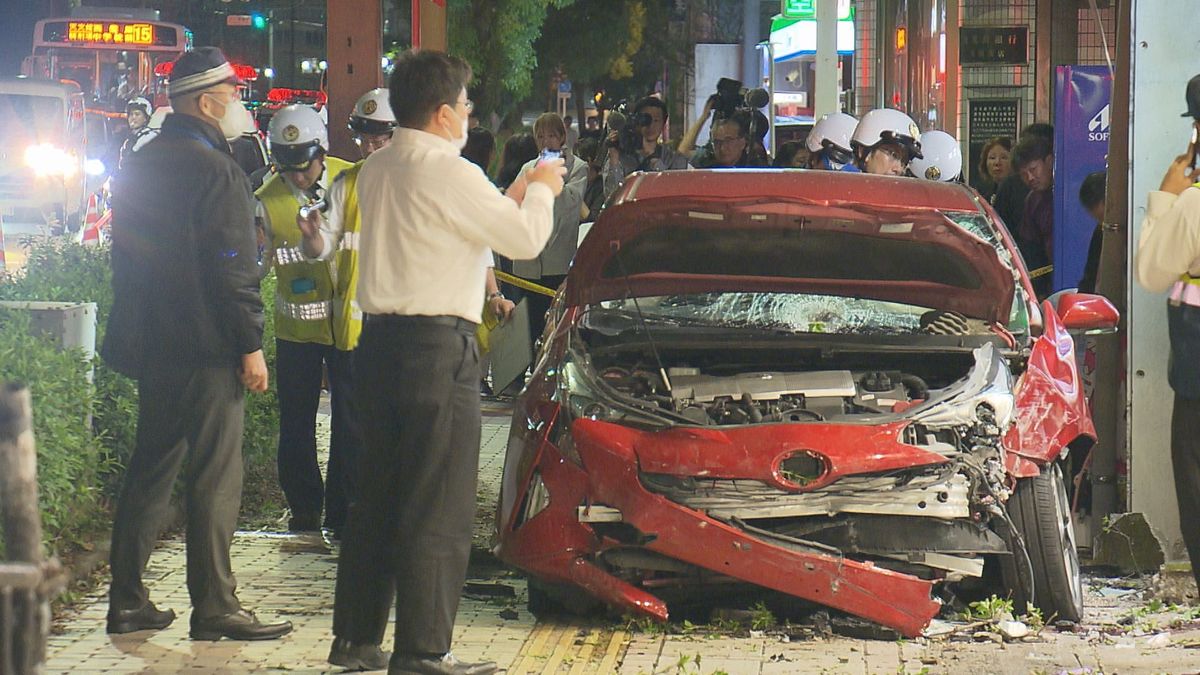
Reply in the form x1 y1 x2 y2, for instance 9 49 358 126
1134 72 1200 597
328 49 563 675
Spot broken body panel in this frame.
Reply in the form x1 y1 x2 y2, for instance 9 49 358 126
494 171 1116 637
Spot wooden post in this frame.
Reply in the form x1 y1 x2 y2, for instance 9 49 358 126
326 0 384 160
412 0 448 52
0 383 47 673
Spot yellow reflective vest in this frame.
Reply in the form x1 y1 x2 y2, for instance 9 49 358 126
256 156 354 346
330 162 363 350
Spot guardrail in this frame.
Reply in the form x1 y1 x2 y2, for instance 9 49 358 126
1 383 66 675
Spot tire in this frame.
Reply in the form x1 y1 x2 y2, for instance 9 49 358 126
1003 462 1084 622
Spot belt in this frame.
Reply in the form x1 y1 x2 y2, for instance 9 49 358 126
364 313 478 335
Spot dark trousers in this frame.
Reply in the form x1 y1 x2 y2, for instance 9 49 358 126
276 338 362 530
1171 395 1200 590
332 316 481 655
109 364 244 618
526 274 566 345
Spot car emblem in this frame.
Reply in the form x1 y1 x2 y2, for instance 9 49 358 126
362 99 378 115
282 124 300 142
925 166 941 180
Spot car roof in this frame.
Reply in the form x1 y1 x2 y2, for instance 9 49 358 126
0 77 82 98
612 169 985 214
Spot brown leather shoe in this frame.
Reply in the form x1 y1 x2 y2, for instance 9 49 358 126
106 601 175 634
329 637 390 671
189 609 292 641
388 652 497 675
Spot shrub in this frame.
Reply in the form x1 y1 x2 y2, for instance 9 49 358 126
0 239 280 554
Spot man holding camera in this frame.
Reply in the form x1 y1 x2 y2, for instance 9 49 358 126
603 96 690 198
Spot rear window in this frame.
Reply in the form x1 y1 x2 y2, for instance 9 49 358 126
602 224 984 290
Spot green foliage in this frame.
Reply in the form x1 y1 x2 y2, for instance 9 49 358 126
962 595 1015 622
0 240 280 555
448 0 575 123
0 310 109 556
750 601 776 631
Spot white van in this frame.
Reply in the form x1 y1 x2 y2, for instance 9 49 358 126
0 77 89 232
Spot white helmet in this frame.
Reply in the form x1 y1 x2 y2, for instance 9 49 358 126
267 104 328 170
126 97 153 117
850 108 923 161
909 130 962 181
349 88 397 135
806 112 858 163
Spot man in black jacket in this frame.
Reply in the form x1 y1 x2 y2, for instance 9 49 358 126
102 47 291 642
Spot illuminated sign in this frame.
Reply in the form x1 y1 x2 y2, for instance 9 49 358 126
67 21 154 46
781 0 852 20
770 17 856 58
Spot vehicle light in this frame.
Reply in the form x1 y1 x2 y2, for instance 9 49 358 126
518 471 551 525
84 159 106 176
25 144 78 178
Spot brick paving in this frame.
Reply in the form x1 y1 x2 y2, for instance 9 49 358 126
41 408 1200 674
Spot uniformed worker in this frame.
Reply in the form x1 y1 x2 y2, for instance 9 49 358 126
850 108 923 176
256 104 358 536
102 46 291 642
119 97 157 165
329 49 563 675
806 112 860 172
1134 72 1200 596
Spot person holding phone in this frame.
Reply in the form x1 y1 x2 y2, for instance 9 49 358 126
1134 72 1200 597
512 112 588 342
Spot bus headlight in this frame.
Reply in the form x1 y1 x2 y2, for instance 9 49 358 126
25 144 78 178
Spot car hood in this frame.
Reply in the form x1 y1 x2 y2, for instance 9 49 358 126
567 196 1015 324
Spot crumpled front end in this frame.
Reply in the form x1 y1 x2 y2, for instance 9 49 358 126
496 343 1018 638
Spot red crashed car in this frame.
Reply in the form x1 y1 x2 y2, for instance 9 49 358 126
494 170 1119 637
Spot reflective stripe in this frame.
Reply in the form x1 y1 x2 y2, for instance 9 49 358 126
350 299 363 320
339 231 359 251
275 246 307 265
277 295 332 320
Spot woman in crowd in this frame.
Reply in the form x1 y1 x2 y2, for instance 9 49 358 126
971 136 1013 203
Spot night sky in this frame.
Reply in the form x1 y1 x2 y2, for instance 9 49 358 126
0 2 43 77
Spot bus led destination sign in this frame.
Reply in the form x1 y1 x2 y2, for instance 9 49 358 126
66 21 155 46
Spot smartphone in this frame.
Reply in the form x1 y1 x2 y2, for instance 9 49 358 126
1190 127 1199 170
538 148 563 164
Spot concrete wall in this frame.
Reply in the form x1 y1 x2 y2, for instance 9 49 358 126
1127 0 1199 560
691 44 743 147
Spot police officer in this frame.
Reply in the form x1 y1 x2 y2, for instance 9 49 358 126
1135 72 1200 595
909 130 963 182
806 112 860 172
119 97 157 165
257 104 357 535
850 108 923 176
102 46 291 642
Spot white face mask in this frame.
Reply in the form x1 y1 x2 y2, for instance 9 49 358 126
449 107 469 150
205 92 251 140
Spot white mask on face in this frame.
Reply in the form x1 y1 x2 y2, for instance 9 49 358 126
449 107 469 150
205 92 251 140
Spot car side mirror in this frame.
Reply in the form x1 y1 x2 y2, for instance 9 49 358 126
1057 292 1119 334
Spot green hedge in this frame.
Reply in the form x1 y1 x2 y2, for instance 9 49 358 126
0 239 279 554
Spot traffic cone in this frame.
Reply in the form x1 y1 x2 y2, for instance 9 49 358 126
80 194 101 245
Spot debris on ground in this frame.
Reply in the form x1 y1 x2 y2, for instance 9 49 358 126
996 619 1030 641
1092 513 1166 575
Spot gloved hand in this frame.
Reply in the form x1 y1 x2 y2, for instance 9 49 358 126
919 310 970 336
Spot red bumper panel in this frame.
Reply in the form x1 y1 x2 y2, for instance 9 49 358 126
573 419 943 637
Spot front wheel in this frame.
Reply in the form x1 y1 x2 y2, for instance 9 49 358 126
1003 462 1084 622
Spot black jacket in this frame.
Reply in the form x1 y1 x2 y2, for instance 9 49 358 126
102 114 264 378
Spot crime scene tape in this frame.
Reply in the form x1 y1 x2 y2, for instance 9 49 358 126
494 270 557 297
1029 265 1054 279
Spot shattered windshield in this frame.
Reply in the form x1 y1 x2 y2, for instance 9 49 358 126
589 293 997 336
942 210 1029 336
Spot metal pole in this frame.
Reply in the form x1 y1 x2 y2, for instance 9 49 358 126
814 0 839 116
742 0 761 89
268 9 275 79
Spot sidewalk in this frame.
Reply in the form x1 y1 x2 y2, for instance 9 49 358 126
45 417 537 674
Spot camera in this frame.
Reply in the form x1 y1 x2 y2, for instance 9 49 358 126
603 100 649 153
710 77 746 120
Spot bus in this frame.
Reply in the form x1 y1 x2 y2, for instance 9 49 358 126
23 8 193 112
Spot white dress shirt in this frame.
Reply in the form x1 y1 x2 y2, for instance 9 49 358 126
357 127 555 321
1136 187 1200 293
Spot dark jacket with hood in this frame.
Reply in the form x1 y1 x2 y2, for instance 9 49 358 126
102 113 264 378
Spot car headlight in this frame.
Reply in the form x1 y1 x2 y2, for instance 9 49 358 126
25 144 78 178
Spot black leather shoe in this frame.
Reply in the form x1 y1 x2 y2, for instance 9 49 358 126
329 637 390 671
106 601 175 634
388 652 497 675
189 609 293 641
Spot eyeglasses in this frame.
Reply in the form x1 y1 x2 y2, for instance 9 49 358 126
457 98 474 114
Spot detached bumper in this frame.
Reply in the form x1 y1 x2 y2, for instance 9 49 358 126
570 419 942 637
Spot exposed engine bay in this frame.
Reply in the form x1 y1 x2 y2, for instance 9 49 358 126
597 365 934 425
